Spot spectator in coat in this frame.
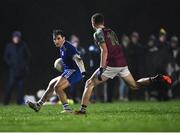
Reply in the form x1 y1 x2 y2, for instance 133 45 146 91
3 31 31 105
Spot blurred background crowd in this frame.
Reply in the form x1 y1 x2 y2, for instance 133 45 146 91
0 0 180 105
1 28 180 105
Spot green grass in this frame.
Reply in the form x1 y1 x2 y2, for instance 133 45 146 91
0 101 180 131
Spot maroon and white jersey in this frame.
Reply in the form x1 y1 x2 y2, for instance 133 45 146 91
93 28 127 67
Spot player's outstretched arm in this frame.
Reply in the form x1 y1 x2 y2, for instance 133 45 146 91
98 42 108 80
73 54 86 78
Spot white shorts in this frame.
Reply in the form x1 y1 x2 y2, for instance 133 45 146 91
102 66 130 79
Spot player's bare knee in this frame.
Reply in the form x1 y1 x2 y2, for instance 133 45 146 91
85 79 95 88
85 79 90 84
85 79 92 88
54 84 63 93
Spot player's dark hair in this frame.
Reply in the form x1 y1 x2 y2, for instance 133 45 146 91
91 13 104 25
52 29 65 37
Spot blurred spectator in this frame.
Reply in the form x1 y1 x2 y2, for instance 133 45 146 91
127 32 146 100
145 34 158 76
69 35 86 103
128 32 146 79
3 31 31 105
121 34 130 49
70 35 86 57
87 44 100 74
158 28 167 44
153 29 173 100
145 34 159 100
146 35 158 52
118 34 130 101
156 29 172 75
167 36 180 81
119 78 129 101
167 36 180 98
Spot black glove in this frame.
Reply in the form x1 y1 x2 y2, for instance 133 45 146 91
81 72 88 82
97 67 104 81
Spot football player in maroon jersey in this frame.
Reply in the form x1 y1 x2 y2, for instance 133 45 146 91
75 13 172 114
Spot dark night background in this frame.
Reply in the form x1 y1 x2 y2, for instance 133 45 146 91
0 0 180 101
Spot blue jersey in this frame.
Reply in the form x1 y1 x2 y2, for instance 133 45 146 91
59 41 79 70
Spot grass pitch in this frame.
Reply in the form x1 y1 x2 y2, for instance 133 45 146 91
0 101 180 131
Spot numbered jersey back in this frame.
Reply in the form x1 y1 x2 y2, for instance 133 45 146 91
94 28 127 67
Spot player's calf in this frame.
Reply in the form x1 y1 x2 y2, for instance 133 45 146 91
129 82 139 90
74 79 97 115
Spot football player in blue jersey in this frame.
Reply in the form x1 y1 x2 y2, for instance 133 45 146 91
27 29 86 113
